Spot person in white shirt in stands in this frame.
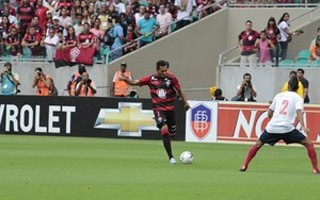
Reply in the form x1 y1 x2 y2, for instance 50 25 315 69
174 0 197 30
41 27 59 62
113 0 126 15
156 3 172 39
239 75 320 174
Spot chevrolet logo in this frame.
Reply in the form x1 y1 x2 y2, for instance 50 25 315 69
94 102 158 137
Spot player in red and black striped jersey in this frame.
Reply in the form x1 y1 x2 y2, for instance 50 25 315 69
121 60 190 164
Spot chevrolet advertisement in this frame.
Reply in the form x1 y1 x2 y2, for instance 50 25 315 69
0 96 186 141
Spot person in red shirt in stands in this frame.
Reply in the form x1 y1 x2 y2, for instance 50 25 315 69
21 25 42 56
35 0 48 30
1 0 16 17
17 0 35 34
5 27 22 57
77 22 95 49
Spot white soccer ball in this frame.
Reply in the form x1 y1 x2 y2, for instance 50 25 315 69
179 151 193 164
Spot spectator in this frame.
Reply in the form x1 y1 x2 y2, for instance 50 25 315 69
58 7 72 30
134 5 146 26
0 62 20 95
238 20 260 67
110 62 133 97
77 22 95 49
233 73 257 102
136 9 159 47
281 70 304 98
297 68 310 103
5 27 22 57
156 3 172 39
43 0 57 15
32 67 55 96
257 30 275 67
67 64 86 96
0 10 18 25
64 26 77 48
51 16 66 36
35 0 49 29
110 16 126 60
29 16 46 39
264 17 280 66
174 0 197 30
113 0 126 15
98 3 112 32
90 18 104 61
17 0 35 35
41 27 59 62
1 0 16 17
278 12 291 60
75 72 97 96
73 14 83 36
309 27 320 50
73 0 82 17
310 36 320 61
123 23 138 54
81 9 92 26
45 11 53 33
21 26 42 56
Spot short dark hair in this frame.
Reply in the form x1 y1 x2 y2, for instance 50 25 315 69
4 62 12 67
297 68 304 74
289 70 297 76
245 20 252 24
214 88 222 97
156 60 168 69
35 67 43 72
243 73 251 79
288 75 299 92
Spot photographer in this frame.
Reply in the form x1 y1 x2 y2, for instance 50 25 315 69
32 67 54 96
235 73 257 102
0 62 20 95
75 72 97 97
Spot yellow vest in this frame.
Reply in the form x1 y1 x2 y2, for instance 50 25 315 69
281 81 304 97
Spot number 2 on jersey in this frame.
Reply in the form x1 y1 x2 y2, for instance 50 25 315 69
279 100 289 115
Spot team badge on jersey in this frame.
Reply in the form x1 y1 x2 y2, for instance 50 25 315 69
190 104 211 139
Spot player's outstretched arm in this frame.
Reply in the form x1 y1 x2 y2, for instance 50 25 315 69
297 109 310 134
120 76 140 86
177 89 190 111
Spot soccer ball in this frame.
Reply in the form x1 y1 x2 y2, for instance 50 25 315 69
179 151 193 164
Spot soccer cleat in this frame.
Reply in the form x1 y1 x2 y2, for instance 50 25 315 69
239 166 247 172
169 157 177 165
313 169 320 174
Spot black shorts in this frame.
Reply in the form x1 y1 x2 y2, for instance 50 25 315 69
154 110 176 134
259 129 306 146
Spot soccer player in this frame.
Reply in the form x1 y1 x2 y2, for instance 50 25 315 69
239 75 320 174
120 60 190 164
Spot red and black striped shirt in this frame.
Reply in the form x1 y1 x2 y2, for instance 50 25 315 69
139 73 180 111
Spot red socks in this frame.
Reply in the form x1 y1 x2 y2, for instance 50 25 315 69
241 146 260 170
306 144 319 171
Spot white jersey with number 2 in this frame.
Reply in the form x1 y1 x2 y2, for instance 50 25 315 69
266 91 304 133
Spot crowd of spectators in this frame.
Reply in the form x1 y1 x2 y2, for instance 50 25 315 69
0 0 225 64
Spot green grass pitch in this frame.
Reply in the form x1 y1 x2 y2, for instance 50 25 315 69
0 135 319 200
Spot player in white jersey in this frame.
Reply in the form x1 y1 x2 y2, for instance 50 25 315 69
239 75 320 174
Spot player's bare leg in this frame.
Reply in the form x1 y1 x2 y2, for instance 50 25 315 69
300 138 320 174
240 140 265 172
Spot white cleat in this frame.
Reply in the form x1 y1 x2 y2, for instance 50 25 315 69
169 157 177 165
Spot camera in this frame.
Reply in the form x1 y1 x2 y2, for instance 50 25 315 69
87 79 92 84
37 72 42 76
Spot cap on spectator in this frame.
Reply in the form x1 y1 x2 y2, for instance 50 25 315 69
53 16 59 21
121 62 127 66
